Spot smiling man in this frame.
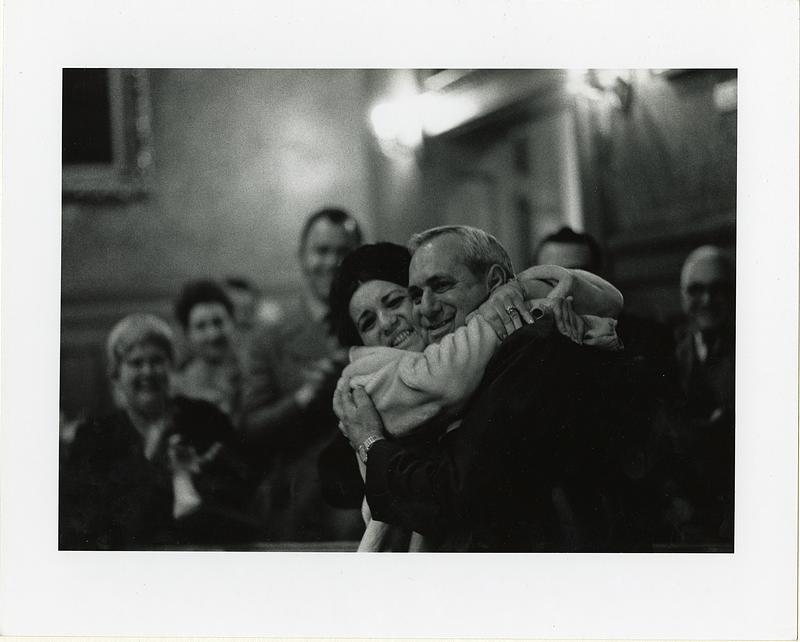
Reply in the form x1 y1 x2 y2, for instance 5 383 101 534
408 227 514 344
408 225 622 343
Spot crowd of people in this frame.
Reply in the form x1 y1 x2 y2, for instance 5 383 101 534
59 208 735 552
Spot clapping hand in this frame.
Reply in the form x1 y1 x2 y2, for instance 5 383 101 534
168 434 206 519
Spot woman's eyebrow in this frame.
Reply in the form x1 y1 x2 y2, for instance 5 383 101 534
356 309 374 326
380 289 405 305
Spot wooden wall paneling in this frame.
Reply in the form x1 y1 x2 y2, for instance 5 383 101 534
573 70 737 317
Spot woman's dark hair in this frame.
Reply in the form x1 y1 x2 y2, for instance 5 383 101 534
174 279 234 330
329 242 412 347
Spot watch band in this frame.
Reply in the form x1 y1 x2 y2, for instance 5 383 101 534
358 435 385 464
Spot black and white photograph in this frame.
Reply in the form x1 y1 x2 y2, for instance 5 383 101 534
1 1 797 638
58 67 738 554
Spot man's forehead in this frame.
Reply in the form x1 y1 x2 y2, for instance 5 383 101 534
409 235 468 281
306 219 354 246
538 241 593 269
685 257 728 284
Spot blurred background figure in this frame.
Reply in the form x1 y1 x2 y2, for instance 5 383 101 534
59 314 257 550
666 245 735 546
222 276 284 349
222 276 261 341
173 279 242 424
59 407 83 461
534 227 605 273
242 207 364 541
676 245 735 424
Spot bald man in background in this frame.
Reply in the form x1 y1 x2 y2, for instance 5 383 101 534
671 245 735 547
676 245 735 426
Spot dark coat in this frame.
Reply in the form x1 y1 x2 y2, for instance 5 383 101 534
365 319 654 552
666 323 735 545
59 396 257 550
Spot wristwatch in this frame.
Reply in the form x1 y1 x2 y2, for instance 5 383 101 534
357 435 385 464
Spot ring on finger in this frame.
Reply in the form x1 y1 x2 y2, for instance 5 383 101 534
505 305 518 316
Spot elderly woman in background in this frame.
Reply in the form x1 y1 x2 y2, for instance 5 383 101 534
59 314 256 550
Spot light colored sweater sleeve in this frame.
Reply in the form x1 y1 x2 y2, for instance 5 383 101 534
340 314 501 438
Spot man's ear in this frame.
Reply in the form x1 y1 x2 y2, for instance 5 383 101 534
485 264 508 293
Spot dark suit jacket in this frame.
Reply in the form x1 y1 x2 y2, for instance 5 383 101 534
364 319 653 552
667 323 735 545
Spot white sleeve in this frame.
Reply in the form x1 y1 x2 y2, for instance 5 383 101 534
397 314 500 400
340 315 501 437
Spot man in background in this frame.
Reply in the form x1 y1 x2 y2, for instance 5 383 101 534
534 225 678 403
242 207 364 541
670 245 735 547
535 226 605 273
676 245 735 424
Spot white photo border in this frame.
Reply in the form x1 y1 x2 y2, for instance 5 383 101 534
1 0 797 637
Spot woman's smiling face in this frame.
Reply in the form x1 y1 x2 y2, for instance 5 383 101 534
349 279 426 351
115 341 172 417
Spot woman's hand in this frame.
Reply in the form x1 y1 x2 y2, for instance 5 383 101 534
476 280 536 340
476 267 584 342
516 264 624 319
544 268 575 300
529 297 586 344
516 264 572 298
333 384 385 450
476 280 586 344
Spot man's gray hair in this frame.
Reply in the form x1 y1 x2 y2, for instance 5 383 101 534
408 225 515 280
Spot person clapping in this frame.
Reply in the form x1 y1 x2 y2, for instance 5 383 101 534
59 314 256 550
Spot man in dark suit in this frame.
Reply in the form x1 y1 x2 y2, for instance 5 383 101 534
242 207 364 541
669 245 735 546
338 225 652 551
